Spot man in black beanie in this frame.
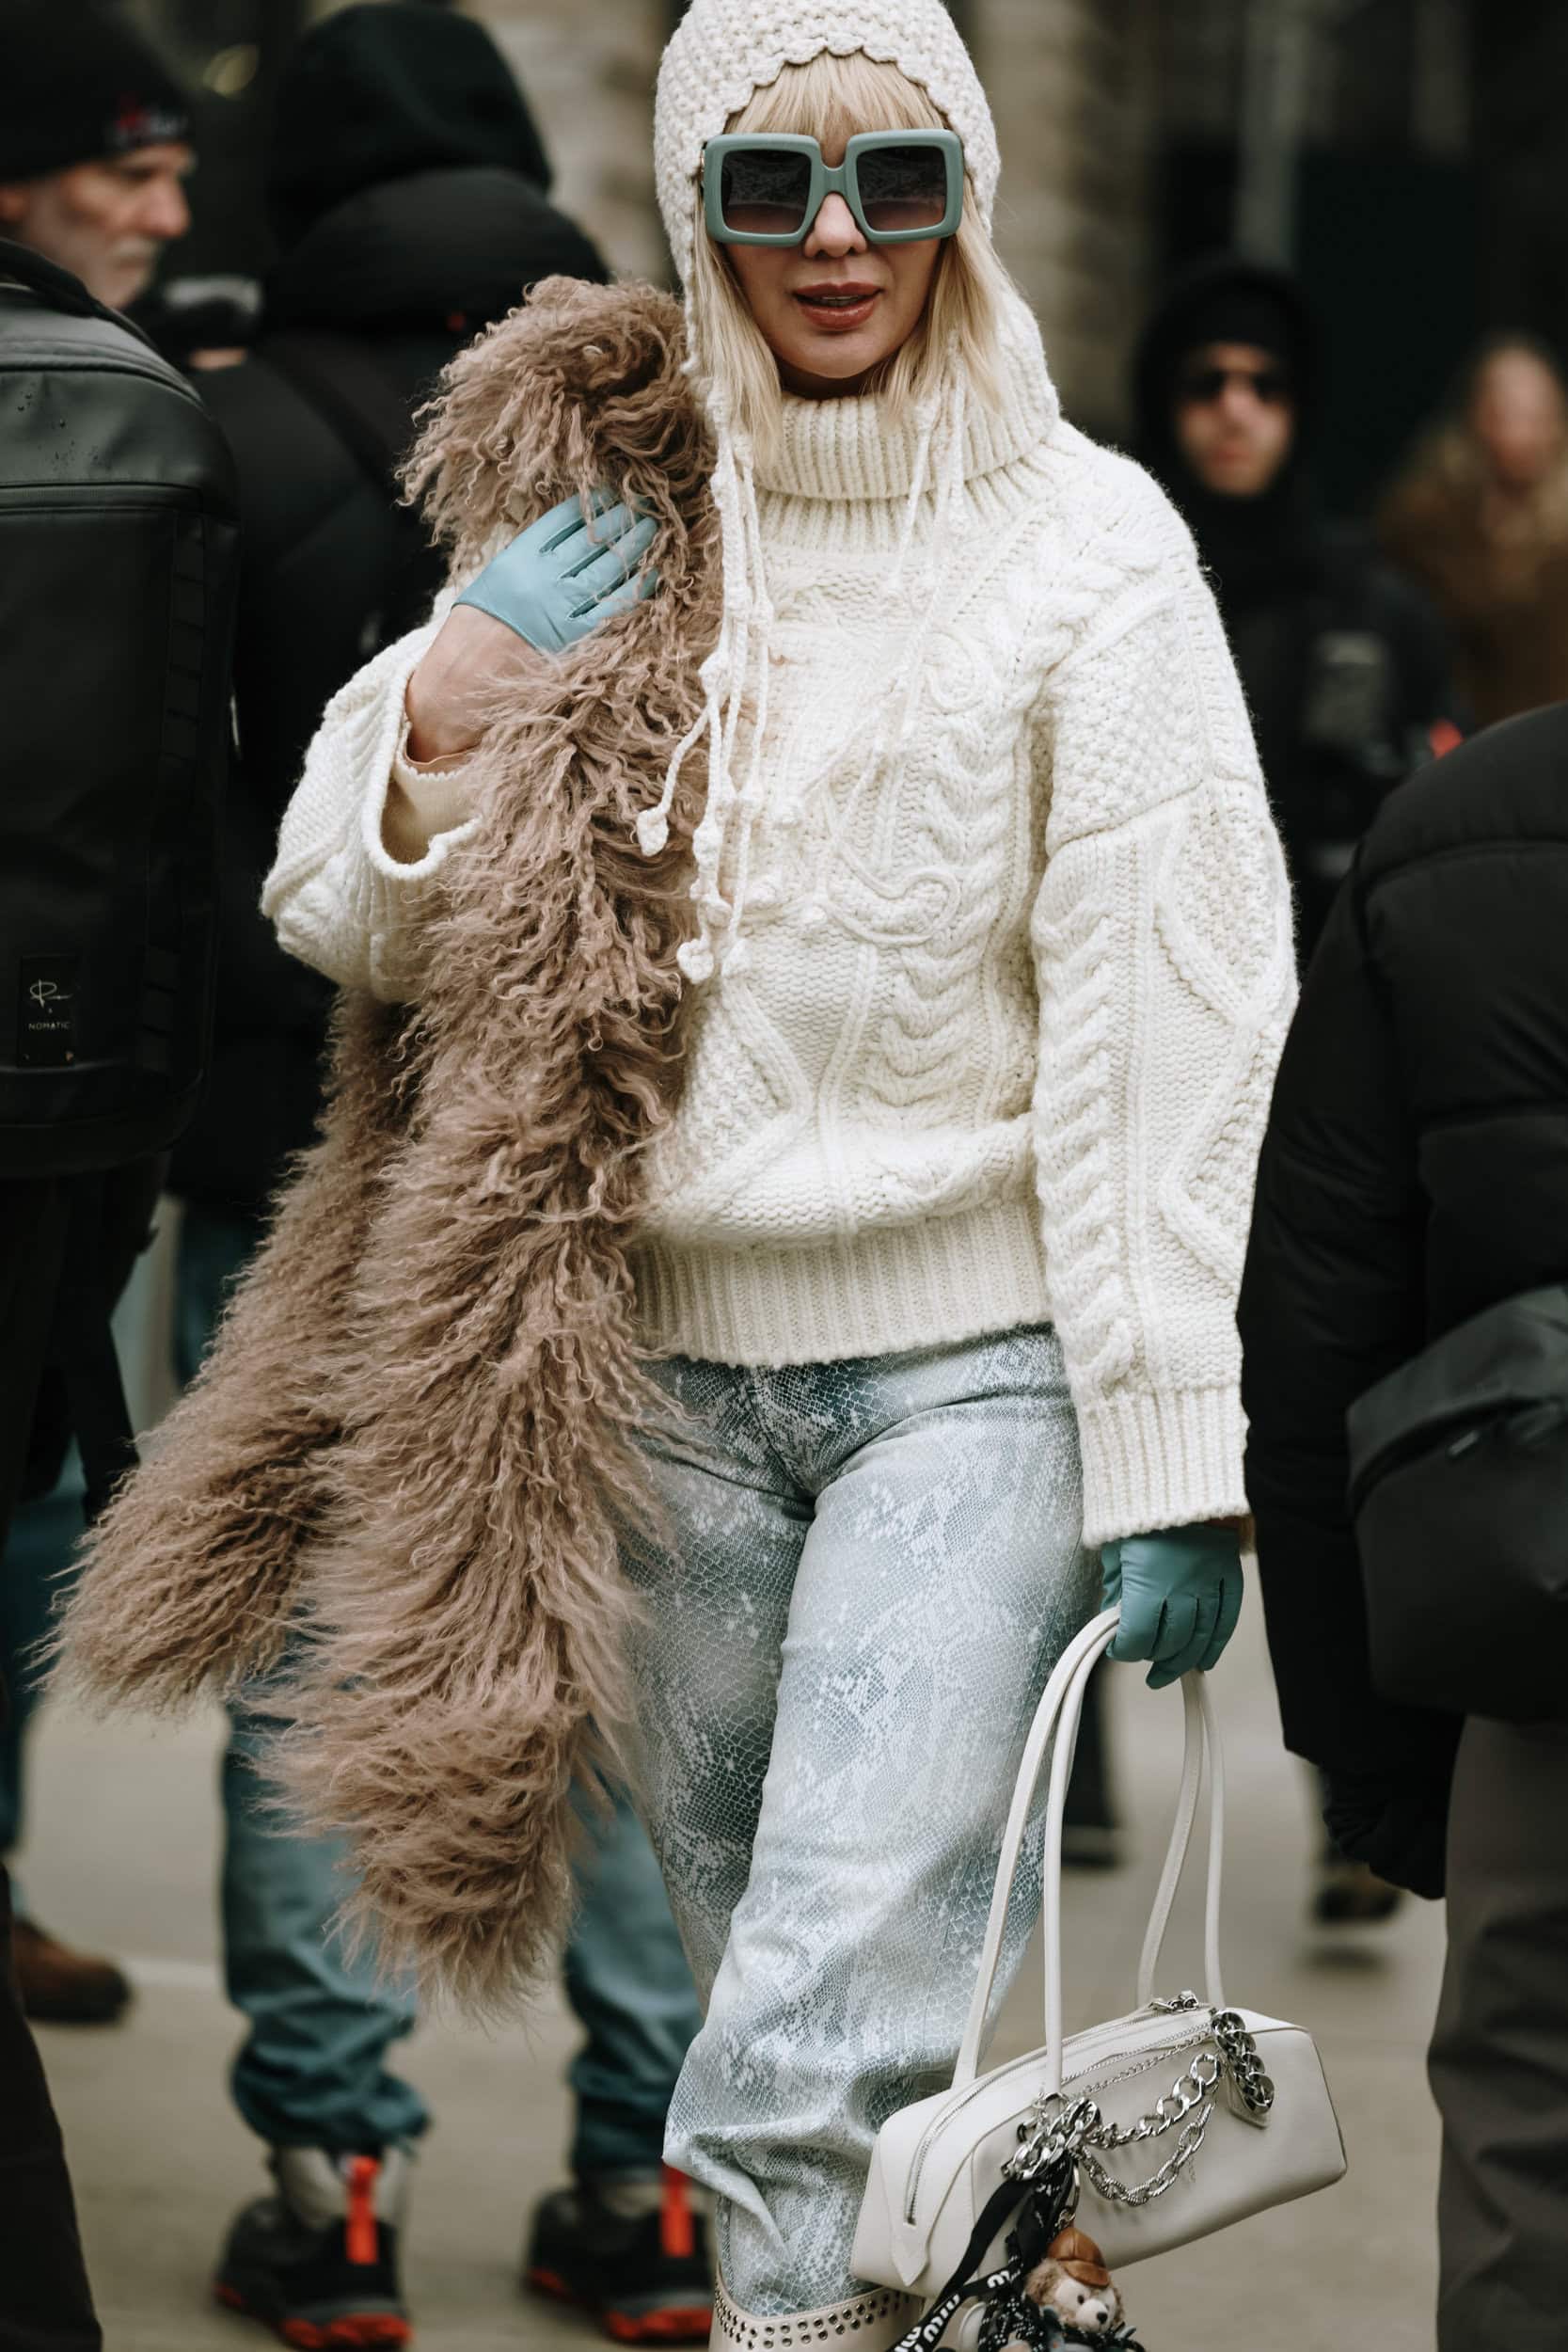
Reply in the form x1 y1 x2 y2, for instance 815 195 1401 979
1133 255 1459 967
0 0 192 312
0 0 192 2040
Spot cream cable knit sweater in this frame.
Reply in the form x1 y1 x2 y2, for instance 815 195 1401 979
263 310 1294 1546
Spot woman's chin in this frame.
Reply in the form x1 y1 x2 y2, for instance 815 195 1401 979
775 335 899 397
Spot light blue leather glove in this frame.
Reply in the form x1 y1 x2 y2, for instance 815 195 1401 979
455 488 657 652
1101 1525 1243 1691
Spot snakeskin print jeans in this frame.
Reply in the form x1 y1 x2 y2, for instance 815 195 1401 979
618 1325 1097 2316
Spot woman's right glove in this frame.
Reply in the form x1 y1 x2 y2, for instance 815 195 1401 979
1101 1526 1244 1691
454 488 657 653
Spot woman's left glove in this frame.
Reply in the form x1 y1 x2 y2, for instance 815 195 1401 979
454 488 657 654
1101 1526 1243 1690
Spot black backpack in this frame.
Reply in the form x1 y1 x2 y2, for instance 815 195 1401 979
0 237 239 1179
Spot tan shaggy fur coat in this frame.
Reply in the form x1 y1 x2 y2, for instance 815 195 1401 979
55 278 721 2010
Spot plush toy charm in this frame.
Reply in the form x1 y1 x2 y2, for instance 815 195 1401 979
979 2227 1146 2352
1022 2228 1129 2340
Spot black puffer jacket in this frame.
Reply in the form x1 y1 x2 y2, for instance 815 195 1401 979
1239 706 1568 1893
169 164 605 1210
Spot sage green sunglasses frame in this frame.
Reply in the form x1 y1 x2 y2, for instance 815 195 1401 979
703 129 965 247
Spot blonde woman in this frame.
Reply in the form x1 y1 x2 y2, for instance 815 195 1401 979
60 3 1293 2344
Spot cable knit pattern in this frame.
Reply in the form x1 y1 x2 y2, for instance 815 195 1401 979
654 0 999 282
264 303 1294 1545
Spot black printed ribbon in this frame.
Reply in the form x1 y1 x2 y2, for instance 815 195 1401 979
887 2164 1076 2352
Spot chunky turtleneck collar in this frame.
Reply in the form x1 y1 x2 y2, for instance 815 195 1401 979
753 291 1060 501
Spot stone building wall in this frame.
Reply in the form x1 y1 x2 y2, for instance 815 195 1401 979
477 1 673 288
977 0 1159 429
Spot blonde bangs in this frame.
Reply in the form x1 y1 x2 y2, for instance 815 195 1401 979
738 46 947 145
688 51 1016 464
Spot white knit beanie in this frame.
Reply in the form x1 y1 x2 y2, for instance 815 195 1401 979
654 0 1001 284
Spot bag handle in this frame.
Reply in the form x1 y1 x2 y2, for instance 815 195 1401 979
951 1608 1226 2090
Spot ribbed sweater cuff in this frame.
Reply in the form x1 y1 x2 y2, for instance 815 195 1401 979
1077 1385 1249 1549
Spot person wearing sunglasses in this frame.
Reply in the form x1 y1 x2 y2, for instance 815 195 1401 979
64 7 1294 2347
1133 254 1460 971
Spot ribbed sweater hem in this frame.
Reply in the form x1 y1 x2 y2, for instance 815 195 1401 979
630 1198 1053 1370
1077 1385 1249 1549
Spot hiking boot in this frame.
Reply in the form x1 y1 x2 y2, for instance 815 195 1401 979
214 2146 413 2349
11 1916 133 2025
524 2165 712 2344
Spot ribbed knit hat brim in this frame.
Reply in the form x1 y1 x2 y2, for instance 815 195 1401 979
654 0 1000 282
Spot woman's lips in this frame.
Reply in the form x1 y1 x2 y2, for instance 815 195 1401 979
792 285 880 331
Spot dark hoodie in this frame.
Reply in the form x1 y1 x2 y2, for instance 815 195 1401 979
172 9 606 1214
1133 256 1457 962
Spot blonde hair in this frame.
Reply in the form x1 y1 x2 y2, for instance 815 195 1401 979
687 50 1016 462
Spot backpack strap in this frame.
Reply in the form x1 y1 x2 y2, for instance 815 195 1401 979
261 327 446 642
261 327 420 501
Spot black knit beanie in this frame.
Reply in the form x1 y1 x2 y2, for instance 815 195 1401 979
0 0 190 182
265 4 554 251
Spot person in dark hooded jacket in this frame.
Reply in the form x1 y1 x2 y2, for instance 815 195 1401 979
1238 703 1568 2345
1132 255 1460 966
1131 254 1462 1931
172 2 606 1222
165 14 710 2349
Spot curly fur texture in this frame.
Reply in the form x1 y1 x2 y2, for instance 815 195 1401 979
55 278 720 2009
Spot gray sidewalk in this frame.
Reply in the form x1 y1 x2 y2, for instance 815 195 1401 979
19 1596 1444 2351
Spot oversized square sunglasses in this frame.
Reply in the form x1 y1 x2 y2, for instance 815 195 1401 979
703 130 965 247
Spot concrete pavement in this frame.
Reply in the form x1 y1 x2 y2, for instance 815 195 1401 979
17 1596 1445 2352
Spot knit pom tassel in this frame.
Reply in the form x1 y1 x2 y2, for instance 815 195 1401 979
649 327 780 985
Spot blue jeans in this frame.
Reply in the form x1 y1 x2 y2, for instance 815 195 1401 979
620 1331 1096 2314
180 1202 703 2169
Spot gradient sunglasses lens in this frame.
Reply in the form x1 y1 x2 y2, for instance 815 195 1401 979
855 143 951 234
720 146 815 238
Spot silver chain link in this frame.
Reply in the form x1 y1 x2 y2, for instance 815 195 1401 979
1078 2100 1216 2209
1006 1999 1275 2210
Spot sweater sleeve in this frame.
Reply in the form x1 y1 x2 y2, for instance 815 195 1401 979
1030 485 1296 1546
261 579 482 1003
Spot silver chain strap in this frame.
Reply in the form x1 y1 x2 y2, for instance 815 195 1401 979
1078 2100 1215 2210
1006 1998 1276 2211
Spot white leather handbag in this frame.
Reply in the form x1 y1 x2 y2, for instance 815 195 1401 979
851 1608 1346 2324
